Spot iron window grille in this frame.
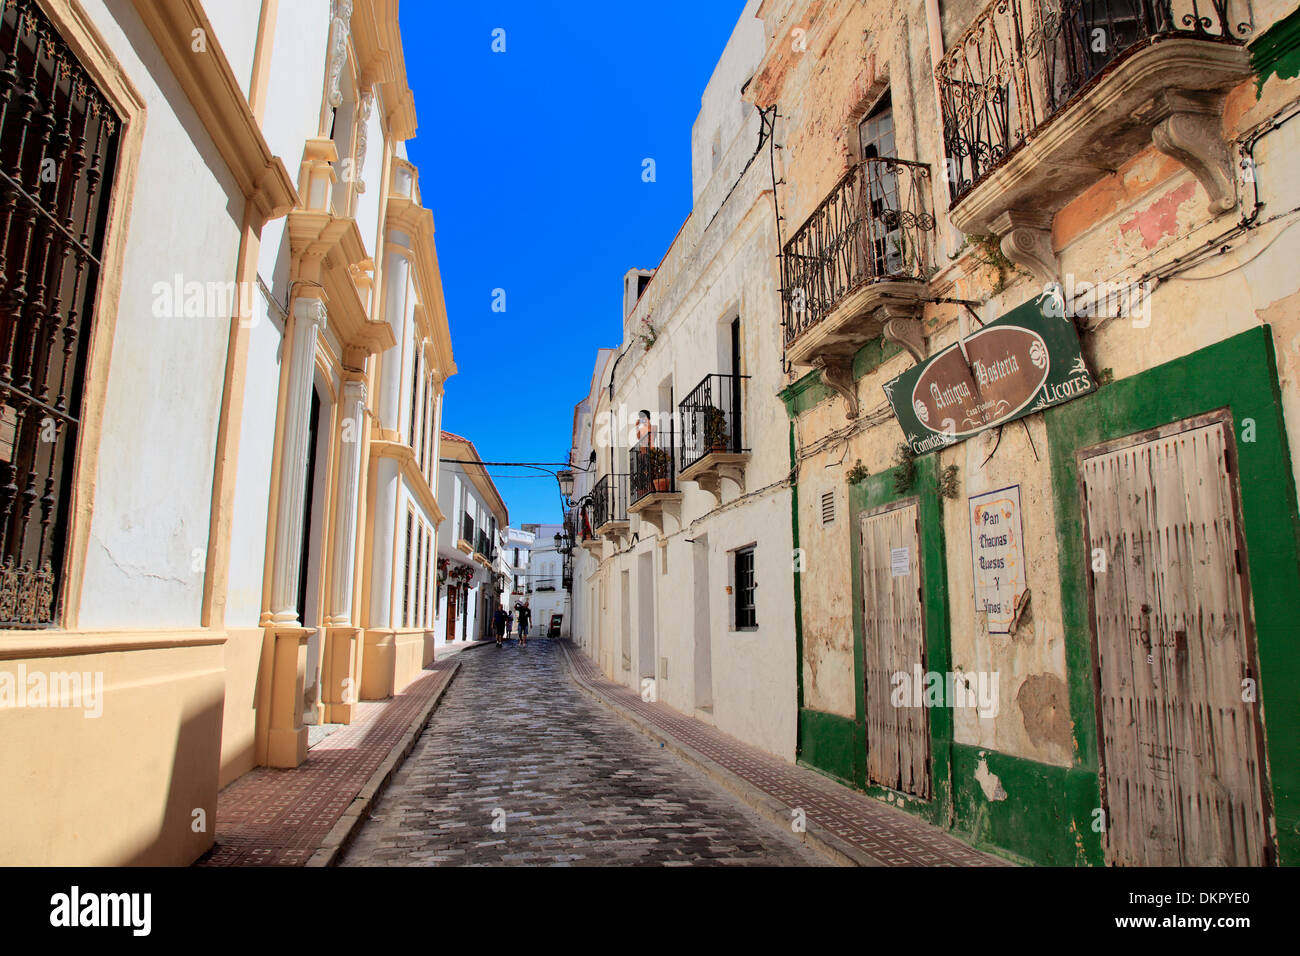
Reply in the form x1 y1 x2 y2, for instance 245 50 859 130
0 0 121 628
735 546 757 629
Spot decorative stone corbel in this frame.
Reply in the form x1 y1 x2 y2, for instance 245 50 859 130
989 209 1057 286
880 308 926 364
327 0 354 109
1146 92 1236 214
814 355 859 419
354 91 374 193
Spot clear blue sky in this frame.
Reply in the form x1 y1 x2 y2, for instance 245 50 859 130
399 1 749 527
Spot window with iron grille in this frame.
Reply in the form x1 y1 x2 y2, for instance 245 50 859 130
0 0 121 627
402 509 413 627
734 546 756 630
408 351 420 449
414 521 424 628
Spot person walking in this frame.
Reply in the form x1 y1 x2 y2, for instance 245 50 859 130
492 605 508 647
516 602 532 648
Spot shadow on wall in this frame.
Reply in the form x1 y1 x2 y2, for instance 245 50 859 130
123 687 225 865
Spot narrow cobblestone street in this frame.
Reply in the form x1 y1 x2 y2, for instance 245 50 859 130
340 640 826 866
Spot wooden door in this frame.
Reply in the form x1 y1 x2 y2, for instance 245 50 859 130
445 585 458 643
1081 415 1272 865
859 500 930 798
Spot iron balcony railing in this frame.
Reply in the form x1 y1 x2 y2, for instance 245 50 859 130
629 420 676 506
592 472 629 529
938 0 1252 206
781 157 934 348
678 373 750 473
564 504 585 546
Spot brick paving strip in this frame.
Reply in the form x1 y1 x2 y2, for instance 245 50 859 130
197 644 489 867
558 641 1011 867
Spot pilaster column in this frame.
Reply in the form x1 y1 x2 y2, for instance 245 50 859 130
368 457 399 629
327 379 367 624
268 296 328 624
378 238 412 431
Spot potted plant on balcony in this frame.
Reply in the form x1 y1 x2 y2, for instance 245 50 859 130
645 447 671 493
703 406 729 452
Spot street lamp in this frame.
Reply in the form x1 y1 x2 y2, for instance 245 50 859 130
557 468 575 504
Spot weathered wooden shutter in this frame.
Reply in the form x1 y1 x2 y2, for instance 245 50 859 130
859 502 930 798
1082 418 1271 866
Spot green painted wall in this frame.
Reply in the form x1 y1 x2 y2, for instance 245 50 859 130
787 323 1299 866
797 708 856 785
778 335 902 417
950 744 1103 866
842 455 956 828
1045 325 1300 866
1252 5 1300 92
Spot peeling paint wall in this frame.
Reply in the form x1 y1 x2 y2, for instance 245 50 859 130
771 0 1300 864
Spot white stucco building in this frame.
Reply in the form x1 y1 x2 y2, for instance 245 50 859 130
500 525 535 613
435 431 509 644
520 522 569 638
0 0 456 865
566 2 797 759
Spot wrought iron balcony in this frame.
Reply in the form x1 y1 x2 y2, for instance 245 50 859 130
937 0 1252 274
629 422 677 509
677 374 752 495
592 472 630 533
780 158 935 377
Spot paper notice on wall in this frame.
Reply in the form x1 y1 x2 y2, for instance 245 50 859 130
890 547 910 577
969 485 1026 635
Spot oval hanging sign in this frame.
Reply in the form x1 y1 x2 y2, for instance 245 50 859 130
909 325 1049 438
884 294 1097 455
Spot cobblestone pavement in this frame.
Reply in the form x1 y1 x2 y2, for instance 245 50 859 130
562 642 1007 866
340 639 826 866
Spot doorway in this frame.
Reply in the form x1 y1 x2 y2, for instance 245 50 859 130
299 386 330 726
637 551 655 688
692 537 713 713
1080 413 1273 865
445 584 458 643
620 570 631 672
858 499 930 798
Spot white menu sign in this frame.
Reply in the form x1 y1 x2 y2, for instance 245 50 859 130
968 485 1026 635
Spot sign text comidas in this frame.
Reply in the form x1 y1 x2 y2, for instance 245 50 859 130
883 295 1096 454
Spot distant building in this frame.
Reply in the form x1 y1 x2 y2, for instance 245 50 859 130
520 522 570 637
436 432 509 643
501 526 536 611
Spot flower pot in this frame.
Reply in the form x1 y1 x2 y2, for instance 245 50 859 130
653 478 669 493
